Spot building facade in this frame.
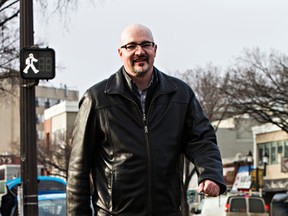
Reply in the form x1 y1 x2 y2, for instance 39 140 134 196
0 82 79 155
213 115 259 159
44 100 78 146
252 123 288 203
0 76 19 155
213 115 261 191
35 85 79 141
43 101 79 177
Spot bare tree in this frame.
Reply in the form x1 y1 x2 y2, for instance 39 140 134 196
0 70 19 100
0 0 82 95
38 130 72 179
179 155 196 216
222 48 288 132
176 64 233 215
0 0 20 98
177 49 288 215
1 0 97 175
179 63 234 124
0 0 19 75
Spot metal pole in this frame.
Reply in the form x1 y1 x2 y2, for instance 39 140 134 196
20 0 38 215
255 167 259 191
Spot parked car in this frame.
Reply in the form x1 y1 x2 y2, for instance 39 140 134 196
38 193 66 216
225 194 268 216
5 176 66 195
270 193 288 216
0 176 66 216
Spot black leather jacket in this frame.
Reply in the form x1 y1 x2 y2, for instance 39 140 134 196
67 67 226 216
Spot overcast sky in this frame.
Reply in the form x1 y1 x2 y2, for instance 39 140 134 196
34 0 288 97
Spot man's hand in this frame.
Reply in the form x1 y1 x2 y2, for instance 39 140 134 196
199 179 220 197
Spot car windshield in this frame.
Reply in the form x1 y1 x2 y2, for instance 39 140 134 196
38 197 66 216
230 197 246 212
249 197 265 213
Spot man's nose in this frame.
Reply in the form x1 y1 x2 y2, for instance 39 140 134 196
135 45 146 55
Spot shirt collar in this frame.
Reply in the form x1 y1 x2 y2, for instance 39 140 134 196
122 68 154 92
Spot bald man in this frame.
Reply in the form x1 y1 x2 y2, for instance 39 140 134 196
67 23 226 216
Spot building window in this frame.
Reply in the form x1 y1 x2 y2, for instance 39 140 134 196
284 141 288 157
263 143 270 165
37 97 47 107
36 114 44 124
258 146 264 166
44 99 50 108
271 142 277 164
277 144 283 154
46 133 50 149
37 131 44 140
258 139 288 165
35 98 39 107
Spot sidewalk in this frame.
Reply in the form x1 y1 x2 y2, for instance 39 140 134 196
190 195 228 216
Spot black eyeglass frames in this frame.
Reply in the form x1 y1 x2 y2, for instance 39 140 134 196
120 41 155 51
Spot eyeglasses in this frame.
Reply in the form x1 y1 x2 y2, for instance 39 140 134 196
120 41 155 52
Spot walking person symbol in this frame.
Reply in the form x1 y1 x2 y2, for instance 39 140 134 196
23 53 39 74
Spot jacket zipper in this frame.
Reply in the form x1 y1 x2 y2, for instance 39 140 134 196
120 92 169 215
143 114 148 134
143 92 169 216
143 113 152 215
144 91 171 215
118 95 152 214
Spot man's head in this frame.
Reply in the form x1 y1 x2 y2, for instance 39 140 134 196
118 24 157 78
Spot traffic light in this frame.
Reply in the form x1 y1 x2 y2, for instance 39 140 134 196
20 47 55 79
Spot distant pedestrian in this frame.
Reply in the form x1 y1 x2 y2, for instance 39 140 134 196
0 186 17 216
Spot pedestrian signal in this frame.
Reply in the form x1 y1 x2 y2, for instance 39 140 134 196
20 47 55 79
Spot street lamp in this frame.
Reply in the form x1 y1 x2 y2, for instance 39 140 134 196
247 150 253 175
263 152 269 176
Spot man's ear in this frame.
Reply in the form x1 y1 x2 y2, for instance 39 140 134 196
118 48 125 62
154 44 157 57
118 48 123 59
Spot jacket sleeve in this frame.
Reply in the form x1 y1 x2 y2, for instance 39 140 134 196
66 92 95 215
184 92 227 194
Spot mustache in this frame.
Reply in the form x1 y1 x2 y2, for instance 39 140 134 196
132 56 148 62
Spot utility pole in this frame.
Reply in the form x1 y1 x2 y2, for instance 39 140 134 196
20 0 39 215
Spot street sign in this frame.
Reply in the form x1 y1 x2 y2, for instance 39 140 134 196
231 166 251 192
20 47 55 79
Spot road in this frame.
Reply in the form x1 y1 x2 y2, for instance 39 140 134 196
191 195 228 216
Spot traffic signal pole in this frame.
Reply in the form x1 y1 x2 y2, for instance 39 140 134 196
20 0 39 215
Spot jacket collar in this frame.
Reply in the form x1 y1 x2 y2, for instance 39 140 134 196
104 66 177 96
